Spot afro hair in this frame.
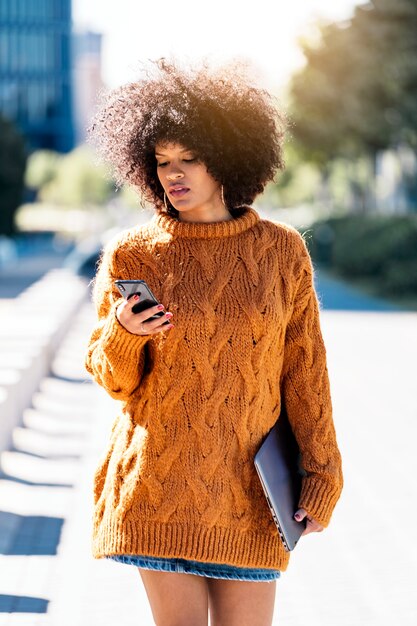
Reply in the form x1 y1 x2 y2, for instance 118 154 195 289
89 57 287 216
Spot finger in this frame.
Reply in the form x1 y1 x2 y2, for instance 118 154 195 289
126 293 141 309
126 294 163 313
135 302 166 322
147 318 174 334
294 508 311 536
302 521 314 536
140 313 174 335
295 509 318 537
141 311 173 330
301 518 324 537
294 508 307 523
116 299 130 324
147 322 174 335
117 297 147 324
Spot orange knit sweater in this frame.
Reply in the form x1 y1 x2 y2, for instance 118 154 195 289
85 207 343 571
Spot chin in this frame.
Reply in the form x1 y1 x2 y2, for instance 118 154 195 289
174 204 195 213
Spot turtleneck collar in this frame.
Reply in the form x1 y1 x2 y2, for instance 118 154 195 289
152 207 260 240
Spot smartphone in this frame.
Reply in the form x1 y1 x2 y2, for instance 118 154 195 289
114 280 164 321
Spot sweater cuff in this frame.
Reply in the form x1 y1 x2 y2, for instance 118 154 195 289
299 474 341 528
100 302 149 362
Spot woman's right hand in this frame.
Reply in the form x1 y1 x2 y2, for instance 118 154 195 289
116 295 174 336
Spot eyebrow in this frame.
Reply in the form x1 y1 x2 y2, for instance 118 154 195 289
155 148 192 156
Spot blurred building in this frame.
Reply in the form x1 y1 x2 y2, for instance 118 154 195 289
0 0 75 153
72 30 104 144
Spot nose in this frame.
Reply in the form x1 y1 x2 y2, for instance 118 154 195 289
166 163 184 181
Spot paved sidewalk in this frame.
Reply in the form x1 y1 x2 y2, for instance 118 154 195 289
277 310 417 625
1 302 417 624
0 302 98 625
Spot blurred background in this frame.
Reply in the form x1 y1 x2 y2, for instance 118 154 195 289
0 0 416 307
0 1 416 625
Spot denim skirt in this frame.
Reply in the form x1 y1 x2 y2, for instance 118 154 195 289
107 554 280 582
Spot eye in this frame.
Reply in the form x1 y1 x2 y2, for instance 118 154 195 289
157 162 168 168
183 157 197 163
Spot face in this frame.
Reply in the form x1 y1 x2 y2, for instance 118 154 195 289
155 142 224 218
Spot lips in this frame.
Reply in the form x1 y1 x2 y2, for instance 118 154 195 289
169 185 190 198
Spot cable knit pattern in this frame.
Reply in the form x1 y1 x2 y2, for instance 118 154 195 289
85 207 343 571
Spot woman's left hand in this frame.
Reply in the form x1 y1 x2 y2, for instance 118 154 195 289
294 508 324 536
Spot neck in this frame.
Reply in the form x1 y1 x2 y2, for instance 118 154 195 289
177 203 232 224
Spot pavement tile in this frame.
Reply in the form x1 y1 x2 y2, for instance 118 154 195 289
22 409 90 436
0 304 95 625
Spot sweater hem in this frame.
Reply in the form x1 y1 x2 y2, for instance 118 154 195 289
92 518 291 571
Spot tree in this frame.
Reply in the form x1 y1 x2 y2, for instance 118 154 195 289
38 144 115 207
25 150 61 194
289 0 417 160
0 115 27 236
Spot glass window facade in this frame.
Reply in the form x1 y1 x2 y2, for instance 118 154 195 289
0 0 75 152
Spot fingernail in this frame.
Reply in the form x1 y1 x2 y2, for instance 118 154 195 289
168 324 174 329
133 294 140 300
157 304 164 310
294 513 301 521
166 312 173 318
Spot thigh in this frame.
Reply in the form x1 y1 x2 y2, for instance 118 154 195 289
207 578 277 626
138 568 209 626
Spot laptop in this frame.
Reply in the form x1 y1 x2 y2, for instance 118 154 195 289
254 407 306 551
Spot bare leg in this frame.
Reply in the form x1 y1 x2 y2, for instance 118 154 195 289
138 568 209 626
207 578 277 626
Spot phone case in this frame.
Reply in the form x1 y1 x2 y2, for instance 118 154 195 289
114 280 164 320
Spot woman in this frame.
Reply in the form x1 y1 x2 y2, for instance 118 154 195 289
85 58 343 626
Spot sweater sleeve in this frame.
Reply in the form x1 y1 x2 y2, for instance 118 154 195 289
84 242 149 402
281 231 343 528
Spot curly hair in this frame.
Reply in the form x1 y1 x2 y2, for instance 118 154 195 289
89 58 287 216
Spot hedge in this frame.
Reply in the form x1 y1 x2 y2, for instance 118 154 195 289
305 214 417 297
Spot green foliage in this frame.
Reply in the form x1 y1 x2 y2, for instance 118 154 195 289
289 0 417 161
307 213 417 296
25 150 61 191
270 142 322 207
119 183 141 209
38 144 115 207
0 115 27 236
269 143 374 212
